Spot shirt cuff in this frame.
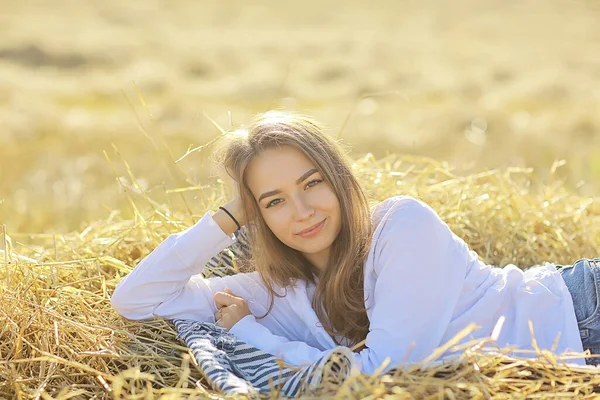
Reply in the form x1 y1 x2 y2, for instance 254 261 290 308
228 314 274 350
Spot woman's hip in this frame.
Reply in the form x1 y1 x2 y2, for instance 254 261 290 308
558 258 600 364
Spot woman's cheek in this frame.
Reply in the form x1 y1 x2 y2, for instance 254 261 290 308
265 212 286 236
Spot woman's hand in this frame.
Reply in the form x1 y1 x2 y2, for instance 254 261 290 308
213 196 249 237
213 176 250 236
223 197 248 228
213 288 252 331
225 176 249 227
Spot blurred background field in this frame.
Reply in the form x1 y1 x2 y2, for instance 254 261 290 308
1 0 600 234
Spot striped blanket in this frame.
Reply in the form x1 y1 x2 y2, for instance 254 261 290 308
172 319 355 397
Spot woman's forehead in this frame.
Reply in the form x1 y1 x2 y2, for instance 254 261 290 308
246 147 318 190
250 146 314 172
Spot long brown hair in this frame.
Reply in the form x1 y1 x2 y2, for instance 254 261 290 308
213 111 373 349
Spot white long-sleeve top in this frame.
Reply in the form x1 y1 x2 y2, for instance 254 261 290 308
111 196 585 374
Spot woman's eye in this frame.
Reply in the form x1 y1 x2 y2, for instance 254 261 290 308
306 179 322 188
265 179 323 208
266 199 282 208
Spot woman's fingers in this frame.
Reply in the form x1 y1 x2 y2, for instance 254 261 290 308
213 288 251 331
214 289 243 309
213 302 252 331
214 292 238 308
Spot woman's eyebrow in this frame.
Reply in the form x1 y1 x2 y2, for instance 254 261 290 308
258 168 318 202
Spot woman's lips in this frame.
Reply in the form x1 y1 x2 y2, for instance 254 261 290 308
296 219 326 238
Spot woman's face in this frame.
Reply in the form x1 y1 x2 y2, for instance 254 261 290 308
245 145 342 269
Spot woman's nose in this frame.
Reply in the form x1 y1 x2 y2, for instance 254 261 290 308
293 197 314 220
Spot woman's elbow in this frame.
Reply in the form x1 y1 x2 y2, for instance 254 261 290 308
110 289 132 319
110 283 151 320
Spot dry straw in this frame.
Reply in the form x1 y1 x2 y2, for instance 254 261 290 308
3 152 600 399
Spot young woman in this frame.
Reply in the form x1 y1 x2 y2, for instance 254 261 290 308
111 111 597 374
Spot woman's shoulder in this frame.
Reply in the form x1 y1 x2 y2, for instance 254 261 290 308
370 195 438 225
369 195 449 243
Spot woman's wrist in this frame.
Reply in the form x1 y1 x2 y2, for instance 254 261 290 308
224 199 247 227
213 207 240 237
219 206 241 231
212 202 246 237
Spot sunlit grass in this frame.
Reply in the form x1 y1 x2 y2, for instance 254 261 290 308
3 145 600 398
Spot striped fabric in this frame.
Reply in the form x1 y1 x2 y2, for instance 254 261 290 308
172 319 355 397
203 224 253 277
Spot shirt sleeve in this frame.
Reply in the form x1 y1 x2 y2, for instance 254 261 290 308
229 315 336 366
229 199 467 375
110 211 271 322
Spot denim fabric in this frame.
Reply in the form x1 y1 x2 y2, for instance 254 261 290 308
557 258 600 366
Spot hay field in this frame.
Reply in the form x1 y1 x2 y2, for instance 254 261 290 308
2 0 600 233
3 0 600 398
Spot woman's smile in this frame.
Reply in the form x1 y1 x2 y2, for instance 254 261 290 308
296 218 326 238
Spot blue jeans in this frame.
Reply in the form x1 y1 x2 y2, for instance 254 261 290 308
557 258 600 365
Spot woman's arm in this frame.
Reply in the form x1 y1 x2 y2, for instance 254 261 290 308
226 198 467 375
110 210 270 322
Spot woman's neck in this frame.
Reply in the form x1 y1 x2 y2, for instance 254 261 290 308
302 247 330 273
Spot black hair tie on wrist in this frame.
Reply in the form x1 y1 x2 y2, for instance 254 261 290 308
219 206 241 231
